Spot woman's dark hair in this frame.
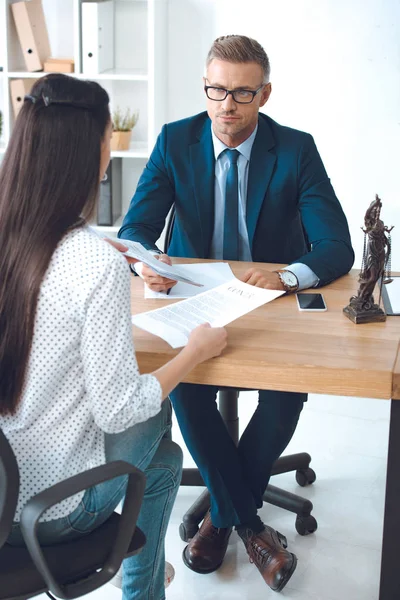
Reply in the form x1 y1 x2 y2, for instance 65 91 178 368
0 73 110 416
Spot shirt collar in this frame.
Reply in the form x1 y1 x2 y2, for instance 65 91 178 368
211 122 258 162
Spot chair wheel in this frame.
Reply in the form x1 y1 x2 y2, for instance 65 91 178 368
296 468 316 487
179 522 199 542
295 515 318 536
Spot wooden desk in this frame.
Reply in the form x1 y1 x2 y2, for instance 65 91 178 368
131 259 400 600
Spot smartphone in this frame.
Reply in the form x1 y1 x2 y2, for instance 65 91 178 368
296 293 327 312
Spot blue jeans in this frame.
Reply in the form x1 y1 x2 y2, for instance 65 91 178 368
8 400 182 600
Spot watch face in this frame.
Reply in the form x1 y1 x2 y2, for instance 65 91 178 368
282 271 297 287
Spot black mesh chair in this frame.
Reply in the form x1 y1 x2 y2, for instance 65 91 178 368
0 426 146 600
163 206 318 541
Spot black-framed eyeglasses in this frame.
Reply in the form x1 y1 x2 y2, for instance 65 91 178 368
204 84 265 104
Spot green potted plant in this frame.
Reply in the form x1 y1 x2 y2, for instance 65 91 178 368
111 107 139 151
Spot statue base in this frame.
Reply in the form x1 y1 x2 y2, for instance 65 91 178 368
343 299 386 324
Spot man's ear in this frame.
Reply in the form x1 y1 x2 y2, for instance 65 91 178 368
259 83 272 107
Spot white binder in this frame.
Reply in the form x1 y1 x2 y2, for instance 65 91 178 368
81 1 115 75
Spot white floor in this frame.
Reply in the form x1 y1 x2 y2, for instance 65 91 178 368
40 392 391 600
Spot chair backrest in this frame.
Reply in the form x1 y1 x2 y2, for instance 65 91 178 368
0 427 19 549
164 205 176 254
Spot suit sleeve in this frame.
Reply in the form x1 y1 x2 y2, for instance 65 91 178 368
292 134 354 286
118 125 175 252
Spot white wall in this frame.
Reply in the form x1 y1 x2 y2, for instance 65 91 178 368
167 0 400 270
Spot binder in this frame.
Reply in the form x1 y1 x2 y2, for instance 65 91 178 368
82 1 115 75
11 0 51 72
10 79 37 118
97 159 122 226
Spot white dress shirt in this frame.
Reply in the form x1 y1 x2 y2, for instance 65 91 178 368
209 124 319 290
0 227 162 521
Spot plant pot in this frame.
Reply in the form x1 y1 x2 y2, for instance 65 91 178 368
110 130 132 151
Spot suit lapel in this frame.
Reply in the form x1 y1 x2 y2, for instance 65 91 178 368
189 120 215 257
246 117 276 249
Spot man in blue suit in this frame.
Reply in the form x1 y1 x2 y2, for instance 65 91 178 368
119 35 354 592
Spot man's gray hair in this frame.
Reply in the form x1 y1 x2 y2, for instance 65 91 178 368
206 35 270 83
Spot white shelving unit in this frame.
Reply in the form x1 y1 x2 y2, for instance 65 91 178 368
0 0 168 233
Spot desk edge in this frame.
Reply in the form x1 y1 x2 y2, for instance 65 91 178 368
393 342 400 400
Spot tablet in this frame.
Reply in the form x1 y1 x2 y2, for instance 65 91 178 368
382 276 400 316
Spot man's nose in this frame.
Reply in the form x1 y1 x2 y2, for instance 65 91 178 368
221 92 236 112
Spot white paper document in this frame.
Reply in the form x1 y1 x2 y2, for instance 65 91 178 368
132 279 285 348
144 262 234 299
118 239 204 287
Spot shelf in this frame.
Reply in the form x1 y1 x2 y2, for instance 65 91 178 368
1 0 167 221
0 134 148 161
0 139 146 159
85 69 148 81
7 72 44 79
7 69 148 82
111 141 148 158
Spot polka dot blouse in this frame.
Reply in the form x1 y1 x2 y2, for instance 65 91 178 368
1 226 162 521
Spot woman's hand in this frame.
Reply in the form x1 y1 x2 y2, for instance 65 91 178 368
185 323 228 363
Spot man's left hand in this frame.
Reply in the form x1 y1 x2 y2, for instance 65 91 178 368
240 268 285 290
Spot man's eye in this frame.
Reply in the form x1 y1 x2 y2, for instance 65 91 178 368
236 90 252 98
207 87 227 99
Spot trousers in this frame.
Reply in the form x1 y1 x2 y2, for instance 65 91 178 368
170 384 305 528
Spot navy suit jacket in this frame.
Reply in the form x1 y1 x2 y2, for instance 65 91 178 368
119 112 354 287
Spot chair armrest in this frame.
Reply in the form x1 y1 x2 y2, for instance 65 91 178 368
20 460 146 599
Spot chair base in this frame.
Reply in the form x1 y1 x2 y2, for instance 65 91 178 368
178 388 318 542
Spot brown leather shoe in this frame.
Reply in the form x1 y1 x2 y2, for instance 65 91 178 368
242 525 297 592
182 511 232 573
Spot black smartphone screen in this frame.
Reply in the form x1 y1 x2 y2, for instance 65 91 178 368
296 293 327 310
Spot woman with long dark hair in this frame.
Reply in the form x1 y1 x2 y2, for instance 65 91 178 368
0 74 227 599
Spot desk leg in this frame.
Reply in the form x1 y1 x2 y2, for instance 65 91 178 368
379 399 400 600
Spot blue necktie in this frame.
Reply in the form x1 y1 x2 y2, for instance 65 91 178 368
223 149 240 260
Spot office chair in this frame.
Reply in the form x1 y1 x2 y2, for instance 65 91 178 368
163 206 318 541
0 425 146 600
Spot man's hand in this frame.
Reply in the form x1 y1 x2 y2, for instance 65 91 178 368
240 268 285 290
142 254 178 293
104 238 139 265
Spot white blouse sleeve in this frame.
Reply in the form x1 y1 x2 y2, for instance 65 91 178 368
81 253 162 433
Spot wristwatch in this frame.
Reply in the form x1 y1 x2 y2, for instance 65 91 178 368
274 269 299 293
